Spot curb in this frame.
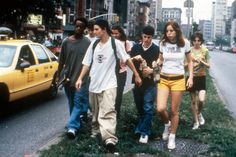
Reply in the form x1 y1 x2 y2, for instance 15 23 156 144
31 133 63 157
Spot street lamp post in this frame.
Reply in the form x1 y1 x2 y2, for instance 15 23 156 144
184 0 194 38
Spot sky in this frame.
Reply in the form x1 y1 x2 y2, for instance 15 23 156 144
162 0 234 24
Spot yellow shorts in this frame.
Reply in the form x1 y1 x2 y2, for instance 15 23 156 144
158 74 186 91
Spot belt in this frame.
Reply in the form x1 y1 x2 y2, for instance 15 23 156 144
160 74 184 80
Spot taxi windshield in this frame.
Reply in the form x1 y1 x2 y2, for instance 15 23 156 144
0 45 17 67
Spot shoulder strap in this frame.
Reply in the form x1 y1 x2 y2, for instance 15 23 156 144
111 37 120 77
111 37 118 60
90 39 100 67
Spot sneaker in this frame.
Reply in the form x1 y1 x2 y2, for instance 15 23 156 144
199 113 205 125
90 132 98 138
139 135 148 144
67 128 76 139
167 134 176 149
162 121 171 140
192 122 200 130
105 139 116 153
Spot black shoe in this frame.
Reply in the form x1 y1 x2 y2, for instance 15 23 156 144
67 129 76 139
106 142 116 154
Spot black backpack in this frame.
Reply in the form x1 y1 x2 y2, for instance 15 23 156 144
91 37 120 83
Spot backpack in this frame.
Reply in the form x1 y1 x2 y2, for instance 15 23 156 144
90 37 120 83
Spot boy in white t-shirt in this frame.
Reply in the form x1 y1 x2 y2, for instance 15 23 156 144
75 19 141 153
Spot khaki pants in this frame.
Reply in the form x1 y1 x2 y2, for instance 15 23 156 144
89 88 118 144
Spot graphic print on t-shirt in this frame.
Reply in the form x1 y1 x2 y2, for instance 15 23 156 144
97 54 107 63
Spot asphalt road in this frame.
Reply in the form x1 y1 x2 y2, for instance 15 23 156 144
0 91 68 157
0 69 135 157
209 50 236 119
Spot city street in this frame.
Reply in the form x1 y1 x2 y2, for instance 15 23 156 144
209 50 236 119
0 71 134 157
0 91 68 157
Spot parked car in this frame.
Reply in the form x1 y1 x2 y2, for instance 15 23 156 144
0 38 59 105
205 41 215 51
232 45 236 53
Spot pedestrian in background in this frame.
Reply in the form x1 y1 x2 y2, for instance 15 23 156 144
86 20 97 42
111 25 132 119
75 19 142 153
188 32 210 130
130 25 159 144
57 17 91 139
155 21 193 149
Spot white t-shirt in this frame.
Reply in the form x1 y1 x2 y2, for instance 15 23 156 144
82 37 130 93
160 39 190 75
85 34 97 42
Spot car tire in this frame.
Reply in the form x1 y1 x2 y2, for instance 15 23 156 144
46 75 58 99
0 84 9 107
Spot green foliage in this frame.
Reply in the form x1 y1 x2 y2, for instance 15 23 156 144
40 73 236 157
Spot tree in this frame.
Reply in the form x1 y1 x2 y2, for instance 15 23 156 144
192 22 198 33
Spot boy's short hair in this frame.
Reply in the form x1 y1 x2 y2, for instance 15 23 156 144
142 26 154 36
74 17 88 28
87 20 95 30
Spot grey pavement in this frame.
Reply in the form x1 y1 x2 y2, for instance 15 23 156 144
0 91 68 157
209 50 236 119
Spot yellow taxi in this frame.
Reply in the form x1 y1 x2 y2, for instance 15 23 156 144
0 37 59 105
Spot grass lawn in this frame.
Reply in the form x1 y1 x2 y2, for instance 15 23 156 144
39 74 236 157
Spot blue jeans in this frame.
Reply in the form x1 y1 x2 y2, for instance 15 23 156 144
133 86 156 136
64 83 89 130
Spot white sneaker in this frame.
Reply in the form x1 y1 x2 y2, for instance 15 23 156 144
162 121 171 140
199 113 205 125
192 122 200 130
139 135 148 144
168 134 176 149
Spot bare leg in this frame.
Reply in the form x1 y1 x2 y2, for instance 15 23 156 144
170 91 183 134
156 88 170 124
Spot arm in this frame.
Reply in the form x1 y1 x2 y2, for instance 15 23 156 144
75 65 90 90
152 53 163 67
126 58 142 86
186 52 193 89
200 59 210 68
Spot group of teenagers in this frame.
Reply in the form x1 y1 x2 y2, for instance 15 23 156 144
57 16 210 153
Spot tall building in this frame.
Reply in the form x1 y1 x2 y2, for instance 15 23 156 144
148 0 162 36
198 20 212 42
211 0 227 39
135 0 151 35
162 8 182 24
127 0 137 37
149 0 157 34
155 0 162 21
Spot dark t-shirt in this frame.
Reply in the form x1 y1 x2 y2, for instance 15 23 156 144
130 43 159 89
58 36 91 87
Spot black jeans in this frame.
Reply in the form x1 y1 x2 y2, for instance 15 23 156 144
115 71 127 119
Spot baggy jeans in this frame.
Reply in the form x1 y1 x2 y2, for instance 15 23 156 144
133 86 156 136
89 88 118 144
64 83 89 130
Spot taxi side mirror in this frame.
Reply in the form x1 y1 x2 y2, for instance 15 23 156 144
17 59 31 71
20 61 31 69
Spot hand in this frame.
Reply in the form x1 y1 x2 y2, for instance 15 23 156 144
186 77 193 89
152 61 158 68
135 75 142 87
133 55 143 61
142 66 153 76
75 79 82 90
